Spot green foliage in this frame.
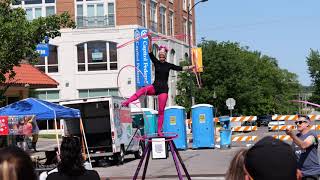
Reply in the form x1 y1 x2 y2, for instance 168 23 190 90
306 49 320 104
175 41 300 115
0 0 75 83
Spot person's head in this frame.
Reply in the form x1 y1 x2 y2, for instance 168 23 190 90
225 148 248 180
57 136 85 176
0 146 37 180
158 45 168 62
295 114 311 132
244 136 300 180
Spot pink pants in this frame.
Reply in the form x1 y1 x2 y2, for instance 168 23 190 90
123 85 168 135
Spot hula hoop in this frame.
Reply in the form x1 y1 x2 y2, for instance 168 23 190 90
117 64 152 134
135 132 179 142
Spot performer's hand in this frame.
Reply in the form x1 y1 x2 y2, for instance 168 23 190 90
285 127 294 136
183 65 195 71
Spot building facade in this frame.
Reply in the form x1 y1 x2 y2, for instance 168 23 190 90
13 0 197 109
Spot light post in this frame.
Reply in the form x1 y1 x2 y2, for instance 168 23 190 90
187 0 208 105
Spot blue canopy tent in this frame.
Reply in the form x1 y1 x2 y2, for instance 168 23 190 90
0 98 92 165
0 98 80 120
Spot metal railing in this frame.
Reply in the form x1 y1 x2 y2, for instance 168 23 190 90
76 15 115 28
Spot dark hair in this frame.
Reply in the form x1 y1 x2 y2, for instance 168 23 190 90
57 136 85 176
0 146 37 180
225 149 247 180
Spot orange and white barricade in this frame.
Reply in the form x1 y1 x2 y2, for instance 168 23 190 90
268 125 295 131
273 135 320 141
232 126 257 132
308 115 320 121
214 116 257 122
216 136 258 142
272 115 298 121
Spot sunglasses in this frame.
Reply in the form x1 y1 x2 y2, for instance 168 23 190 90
295 121 308 125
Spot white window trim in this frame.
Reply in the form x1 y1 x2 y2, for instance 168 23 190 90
159 4 167 35
12 0 56 20
140 0 147 27
169 9 174 36
34 44 59 74
77 41 118 72
75 0 116 26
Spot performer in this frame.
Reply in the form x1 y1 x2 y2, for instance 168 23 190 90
122 33 194 136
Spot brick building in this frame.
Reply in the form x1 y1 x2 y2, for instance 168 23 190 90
12 0 197 109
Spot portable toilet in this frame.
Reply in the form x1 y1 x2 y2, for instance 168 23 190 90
163 106 187 150
144 108 158 136
219 116 232 149
131 108 158 136
191 104 214 149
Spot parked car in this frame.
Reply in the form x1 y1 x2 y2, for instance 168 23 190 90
256 115 272 127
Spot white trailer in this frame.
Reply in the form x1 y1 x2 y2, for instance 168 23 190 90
60 96 143 164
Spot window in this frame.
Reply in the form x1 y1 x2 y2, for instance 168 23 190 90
150 1 157 32
183 0 187 11
76 0 115 28
12 0 56 21
140 0 146 27
33 90 60 101
79 88 118 98
168 11 174 36
35 45 59 73
183 19 187 42
159 6 166 35
77 41 118 72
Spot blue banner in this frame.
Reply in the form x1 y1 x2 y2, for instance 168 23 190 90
36 43 49 57
134 29 151 87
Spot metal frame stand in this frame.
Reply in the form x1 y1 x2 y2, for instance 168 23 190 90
133 137 191 180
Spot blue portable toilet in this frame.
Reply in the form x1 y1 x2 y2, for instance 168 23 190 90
163 106 187 150
144 108 158 135
131 108 158 136
219 116 232 149
191 104 215 149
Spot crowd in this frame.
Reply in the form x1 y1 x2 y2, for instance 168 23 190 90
1 114 320 180
0 136 100 180
226 115 320 180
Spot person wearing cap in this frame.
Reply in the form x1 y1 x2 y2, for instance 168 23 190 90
244 136 301 180
122 32 194 136
286 115 320 179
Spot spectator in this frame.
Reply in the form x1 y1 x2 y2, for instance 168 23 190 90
244 136 301 180
225 148 248 180
43 136 99 180
286 115 320 179
0 146 37 180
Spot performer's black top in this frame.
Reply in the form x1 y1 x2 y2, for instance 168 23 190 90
149 52 183 95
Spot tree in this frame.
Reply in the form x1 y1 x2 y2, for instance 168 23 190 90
176 40 300 115
0 0 75 83
306 49 320 104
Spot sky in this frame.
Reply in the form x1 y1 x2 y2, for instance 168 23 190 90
195 0 320 86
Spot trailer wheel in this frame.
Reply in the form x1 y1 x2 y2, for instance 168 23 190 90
115 146 125 165
134 143 144 159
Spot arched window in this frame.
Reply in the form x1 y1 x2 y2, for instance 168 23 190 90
184 52 189 61
77 41 118 72
35 44 58 73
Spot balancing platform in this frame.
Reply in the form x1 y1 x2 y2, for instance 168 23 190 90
133 133 191 180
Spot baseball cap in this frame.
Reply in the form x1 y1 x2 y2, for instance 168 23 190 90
244 136 297 180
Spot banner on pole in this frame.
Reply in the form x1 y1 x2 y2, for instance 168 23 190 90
134 28 152 87
192 47 203 72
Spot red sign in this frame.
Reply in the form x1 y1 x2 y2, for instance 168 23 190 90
120 109 132 123
0 116 9 135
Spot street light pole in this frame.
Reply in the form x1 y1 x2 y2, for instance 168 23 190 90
187 0 208 105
